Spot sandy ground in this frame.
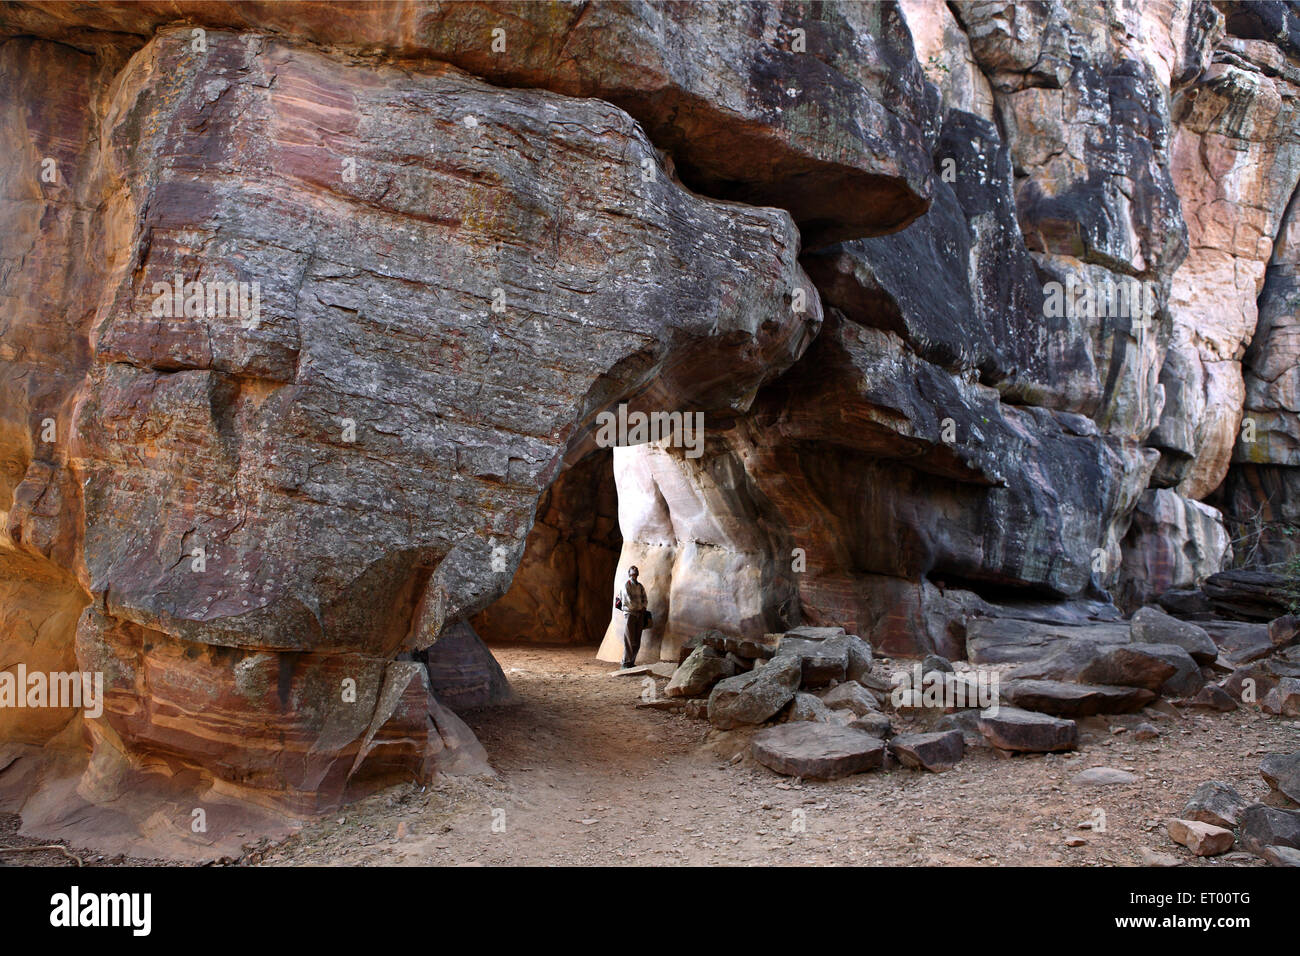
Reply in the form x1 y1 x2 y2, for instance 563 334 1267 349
247 643 1297 867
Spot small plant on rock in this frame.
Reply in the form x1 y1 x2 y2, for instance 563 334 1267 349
1284 551 1300 615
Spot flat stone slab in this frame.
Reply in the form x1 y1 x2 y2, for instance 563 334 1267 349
610 661 679 678
1009 642 1201 696
1001 679 1154 716
610 665 657 677
977 707 1077 753
782 626 847 642
751 723 885 779
888 730 964 772
966 618 1131 665
635 698 684 711
1072 766 1138 786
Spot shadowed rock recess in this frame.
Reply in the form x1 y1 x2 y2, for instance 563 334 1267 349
2 0 1300 860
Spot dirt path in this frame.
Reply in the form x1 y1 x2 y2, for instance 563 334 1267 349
261 644 1295 866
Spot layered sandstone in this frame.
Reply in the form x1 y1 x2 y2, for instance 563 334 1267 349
3 0 1300 859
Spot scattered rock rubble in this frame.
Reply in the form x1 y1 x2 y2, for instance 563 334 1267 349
614 602 1300 866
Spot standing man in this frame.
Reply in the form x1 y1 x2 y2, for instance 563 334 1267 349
614 565 650 668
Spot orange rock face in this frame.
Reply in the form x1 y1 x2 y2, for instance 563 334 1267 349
2 1 1300 860
2 8 835 856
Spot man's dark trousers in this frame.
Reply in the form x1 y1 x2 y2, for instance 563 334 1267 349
622 610 648 667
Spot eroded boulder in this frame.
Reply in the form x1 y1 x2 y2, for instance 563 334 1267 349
977 707 1078 753
707 656 802 730
888 730 964 772
1184 781 1251 830
1129 606 1219 664
1001 679 1155 717
665 646 737 699
1261 753 1300 805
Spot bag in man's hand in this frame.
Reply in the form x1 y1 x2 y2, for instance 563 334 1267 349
643 610 653 630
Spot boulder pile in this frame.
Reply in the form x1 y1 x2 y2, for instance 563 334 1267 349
630 600 1300 846
1168 767 1300 864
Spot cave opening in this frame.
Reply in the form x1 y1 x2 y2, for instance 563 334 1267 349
472 446 623 658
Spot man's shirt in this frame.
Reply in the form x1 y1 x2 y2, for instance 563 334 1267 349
618 579 648 613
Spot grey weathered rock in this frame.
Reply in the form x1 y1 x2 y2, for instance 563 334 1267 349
1189 684 1238 712
1009 641 1202 696
1263 678 1300 716
1203 621 1276 665
1157 589 1216 620
724 652 755 673
1099 645 1205 698
827 708 859 728
1270 615 1300 648
1168 818 1234 857
1183 782 1250 830
1202 570 1292 622
1261 845 1300 867
707 656 802 730
775 635 849 686
421 620 517 710
7 0 1300 861
781 692 834 724
636 697 684 711
783 626 847 642
1138 848 1183 867
848 712 894 739
935 709 988 749
1001 679 1155 717
1073 767 1139 786
610 665 655 677
1239 804 1300 856
750 723 886 779
1260 753 1300 805
0 0 939 251
817 681 880 717
977 707 1078 753
665 646 737 698
841 635 875 684
922 653 954 674
677 632 708 662
1223 661 1285 702
701 632 781 661
966 619 1131 665
1133 722 1161 741
1130 607 1219 664
888 730 964 772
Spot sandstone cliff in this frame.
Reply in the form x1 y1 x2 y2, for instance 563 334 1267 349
1 0 1298 859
